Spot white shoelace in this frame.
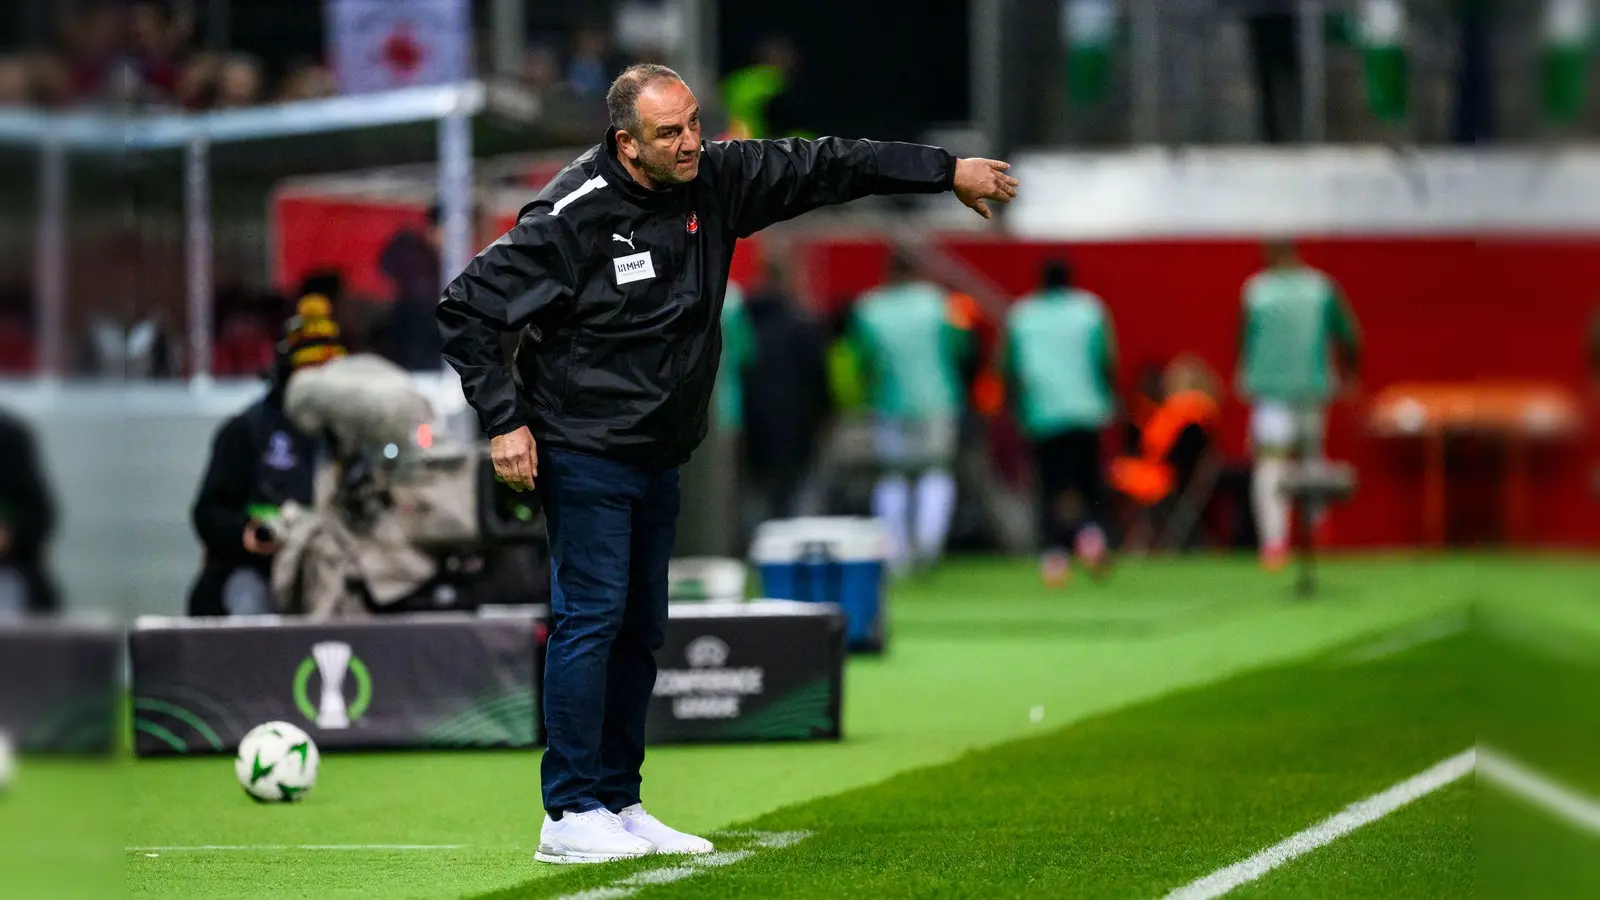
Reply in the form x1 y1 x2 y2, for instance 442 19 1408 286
624 808 662 828
577 809 631 835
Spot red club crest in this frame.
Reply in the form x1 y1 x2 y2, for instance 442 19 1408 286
686 211 698 234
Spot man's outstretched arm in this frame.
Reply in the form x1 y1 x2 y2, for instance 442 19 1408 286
709 137 1018 238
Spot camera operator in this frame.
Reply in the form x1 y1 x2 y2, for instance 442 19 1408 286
0 406 58 616
186 296 345 616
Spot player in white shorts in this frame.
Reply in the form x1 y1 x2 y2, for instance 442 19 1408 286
1237 240 1360 570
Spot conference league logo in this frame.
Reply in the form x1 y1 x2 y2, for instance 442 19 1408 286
292 641 372 730
653 635 765 720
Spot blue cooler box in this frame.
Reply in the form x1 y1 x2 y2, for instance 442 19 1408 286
751 518 888 653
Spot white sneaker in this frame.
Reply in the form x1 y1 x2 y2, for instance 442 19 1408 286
617 804 715 855
535 808 655 864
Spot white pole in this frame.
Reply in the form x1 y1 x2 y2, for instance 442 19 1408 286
185 135 213 383
35 140 65 380
436 86 474 417
436 95 474 289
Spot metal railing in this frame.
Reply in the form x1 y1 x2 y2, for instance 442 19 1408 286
0 83 486 383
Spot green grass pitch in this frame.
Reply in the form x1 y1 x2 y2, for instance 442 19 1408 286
9 555 1592 898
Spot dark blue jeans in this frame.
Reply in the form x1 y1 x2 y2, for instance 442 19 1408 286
537 446 679 817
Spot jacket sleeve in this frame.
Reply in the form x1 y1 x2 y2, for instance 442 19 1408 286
709 138 955 239
191 414 255 558
436 209 581 438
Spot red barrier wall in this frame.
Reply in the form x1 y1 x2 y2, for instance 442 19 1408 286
802 236 1599 548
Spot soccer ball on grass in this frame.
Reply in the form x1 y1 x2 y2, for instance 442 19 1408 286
235 721 319 803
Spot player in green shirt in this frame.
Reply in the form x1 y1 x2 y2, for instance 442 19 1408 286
1236 239 1361 570
1003 259 1116 586
850 253 970 574
713 282 755 434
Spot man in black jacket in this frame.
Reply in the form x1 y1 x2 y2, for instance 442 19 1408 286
739 262 832 537
437 63 1017 863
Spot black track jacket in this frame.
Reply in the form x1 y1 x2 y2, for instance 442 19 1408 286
437 131 956 467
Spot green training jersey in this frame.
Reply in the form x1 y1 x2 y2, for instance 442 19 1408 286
714 284 754 431
1238 266 1358 403
1005 288 1115 437
851 281 965 422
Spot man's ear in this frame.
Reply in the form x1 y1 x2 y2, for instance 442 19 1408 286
616 130 639 162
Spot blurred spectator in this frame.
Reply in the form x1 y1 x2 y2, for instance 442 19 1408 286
568 25 621 96
174 51 221 107
376 204 459 371
213 292 282 377
739 261 833 534
1002 259 1116 586
0 408 59 616
520 44 563 92
851 252 970 574
722 36 808 139
77 301 179 379
1237 238 1361 570
1109 355 1222 548
1233 0 1302 143
278 58 336 103
59 1 125 106
27 53 72 107
213 54 264 108
0 57 32 107
715 281 753 437
126 0 189 105
0 293 38 375
187 296 345 617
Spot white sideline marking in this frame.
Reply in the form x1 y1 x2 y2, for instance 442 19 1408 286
694 849 755 866
1480 745 1600 835
552 833 808 900
559 889 635 900
719 830 810 849
126 844 466 852
617 865 699 887
1161 749 1475 900
1339 614 1469 664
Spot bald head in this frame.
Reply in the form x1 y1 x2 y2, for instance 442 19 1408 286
608 64 702 188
